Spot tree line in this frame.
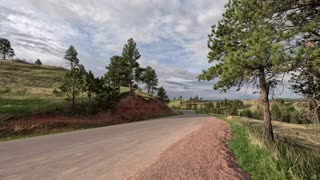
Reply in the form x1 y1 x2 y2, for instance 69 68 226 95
53 38 169 114
199 0 320 142
194 98 310 124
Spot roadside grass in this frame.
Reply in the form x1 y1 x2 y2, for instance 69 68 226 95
228 121 290 180
216 114 320 180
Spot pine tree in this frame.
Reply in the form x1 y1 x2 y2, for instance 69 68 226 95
122 38 141 92
0 38 15 60
151 74 158 94
58 68 85 110
279 1 320 123
291 44 320 123
64 45 79 69
141 66 156 94
199 0 290 142
142 66 158 94
135 67 145 88
157 87 169 103
86 70 96 100
35 59 42 65
55 46 84 111
105 56 130 93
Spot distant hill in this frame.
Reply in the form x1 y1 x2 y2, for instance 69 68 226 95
0 59 67 96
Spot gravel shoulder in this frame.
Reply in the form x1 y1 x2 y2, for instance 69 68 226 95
128 117 250 180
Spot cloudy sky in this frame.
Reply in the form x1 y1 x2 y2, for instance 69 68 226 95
0 0 300 99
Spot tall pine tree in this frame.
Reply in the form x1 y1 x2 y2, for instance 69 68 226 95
199 0 290 142
122 38 141 92
105 55 130 93
142 66 158 94
0 38 15 60
279 1 320 123
56 46 84 111
64 45 79 69
157 87 169 103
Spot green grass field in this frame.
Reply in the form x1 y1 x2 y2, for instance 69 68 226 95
0 60 67 121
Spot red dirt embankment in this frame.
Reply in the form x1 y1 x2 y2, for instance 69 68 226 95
128 117 250 180
1 95 175 135
112 95 175 123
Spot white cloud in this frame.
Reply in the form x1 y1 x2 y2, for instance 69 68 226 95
0 0 300 99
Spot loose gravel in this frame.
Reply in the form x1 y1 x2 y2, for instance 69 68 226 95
128 117 250 180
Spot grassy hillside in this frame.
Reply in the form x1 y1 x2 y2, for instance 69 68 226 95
0 60 67 120
0 60 154 121
0 60 67 94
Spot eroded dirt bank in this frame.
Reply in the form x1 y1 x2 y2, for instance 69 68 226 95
0 95 175 139
128 117 250 180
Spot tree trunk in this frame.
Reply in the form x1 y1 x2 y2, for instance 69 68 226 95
72 83 75 112
3 53 5 60
259 70 275 143
315 103 320 124
129 81 132 92
129 72 133 93
147 86 150 94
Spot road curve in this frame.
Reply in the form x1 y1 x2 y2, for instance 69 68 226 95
0 111 207 180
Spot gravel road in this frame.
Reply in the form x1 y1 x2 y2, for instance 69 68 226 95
0 111 206 180
0 112 249 180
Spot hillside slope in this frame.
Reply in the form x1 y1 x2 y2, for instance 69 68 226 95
0 60 67 96
0 60 67 120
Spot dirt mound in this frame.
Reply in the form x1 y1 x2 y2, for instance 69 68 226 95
112 95 175 122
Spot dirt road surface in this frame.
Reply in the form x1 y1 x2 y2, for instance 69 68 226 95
0 112 249 180
0 111 205 180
